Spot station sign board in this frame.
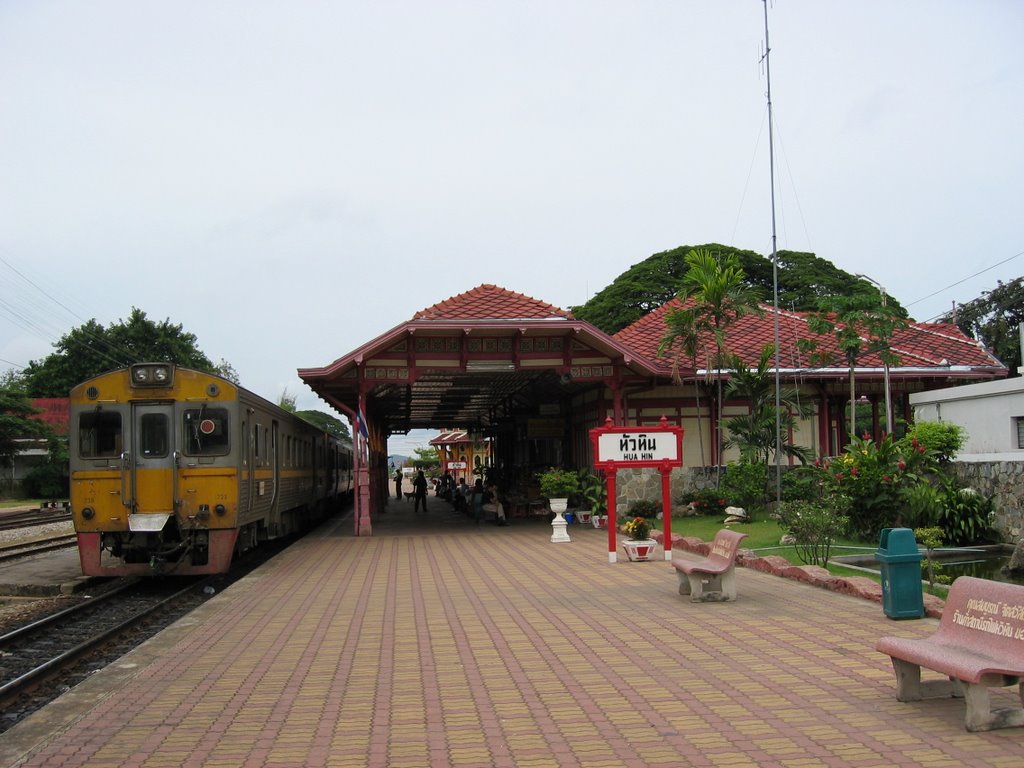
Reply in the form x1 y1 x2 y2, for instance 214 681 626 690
595 430 680 466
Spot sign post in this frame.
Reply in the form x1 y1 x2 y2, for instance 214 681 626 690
590 416 684 563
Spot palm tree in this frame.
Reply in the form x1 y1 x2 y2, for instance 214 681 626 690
802 292 908 444
721 345 813 466
659 307 709 466
660 248 763 481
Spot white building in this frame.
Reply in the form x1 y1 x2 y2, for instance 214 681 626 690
911 377 1024 461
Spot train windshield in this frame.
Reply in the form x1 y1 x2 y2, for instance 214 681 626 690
78 410 122 458
183 408 230 456
139 413 169 457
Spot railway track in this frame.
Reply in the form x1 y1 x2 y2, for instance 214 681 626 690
0 534 78 564
0 577 210 731
0 530 303 734
0 508 73 532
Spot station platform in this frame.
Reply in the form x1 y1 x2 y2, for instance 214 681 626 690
2 491 1022 767
0 546 96 596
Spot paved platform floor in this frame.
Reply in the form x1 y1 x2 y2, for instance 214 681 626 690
2 493 1022 767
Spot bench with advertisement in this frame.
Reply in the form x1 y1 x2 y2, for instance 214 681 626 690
671 529 748 602
876 575 1024 732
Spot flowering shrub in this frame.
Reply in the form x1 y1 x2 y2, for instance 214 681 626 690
816 434 932 538
905 420 966 463
623 516 652 541
627 499 660 518
678 489 729 515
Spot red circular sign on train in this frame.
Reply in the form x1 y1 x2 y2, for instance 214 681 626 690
199 419 217 435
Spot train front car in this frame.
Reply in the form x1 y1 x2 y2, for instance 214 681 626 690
69 364 241 576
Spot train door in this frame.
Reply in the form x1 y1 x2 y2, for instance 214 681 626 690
128 402 176 532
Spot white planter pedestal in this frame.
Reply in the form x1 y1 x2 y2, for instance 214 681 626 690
549 498 571 543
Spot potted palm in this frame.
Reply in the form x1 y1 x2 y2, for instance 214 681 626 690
578 470 607 528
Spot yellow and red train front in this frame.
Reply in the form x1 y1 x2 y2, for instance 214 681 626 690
70 365 241 575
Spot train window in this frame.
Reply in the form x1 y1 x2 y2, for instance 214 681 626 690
183 408 230 456
78 411 122 458
139 413 168 457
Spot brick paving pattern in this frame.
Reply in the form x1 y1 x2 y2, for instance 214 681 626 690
3 497 1022 767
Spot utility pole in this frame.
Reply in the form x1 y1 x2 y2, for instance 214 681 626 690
856 274 893 435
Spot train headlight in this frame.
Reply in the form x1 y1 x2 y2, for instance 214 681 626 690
81 507 95 520
215 504 227 516
130 363 174 387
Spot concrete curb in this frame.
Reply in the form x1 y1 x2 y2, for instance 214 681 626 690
656 529 946 619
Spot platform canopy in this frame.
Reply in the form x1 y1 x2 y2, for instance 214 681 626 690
298 284 665 435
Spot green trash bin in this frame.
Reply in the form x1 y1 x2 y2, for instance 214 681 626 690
876 528 924 619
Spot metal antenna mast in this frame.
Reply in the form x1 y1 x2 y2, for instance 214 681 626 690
762 0 783 504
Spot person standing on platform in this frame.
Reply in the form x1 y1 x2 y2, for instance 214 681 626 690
394 469 403 500
413 470 429 513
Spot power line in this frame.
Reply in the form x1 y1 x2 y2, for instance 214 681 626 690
907 249 1024 317
0 253 138 372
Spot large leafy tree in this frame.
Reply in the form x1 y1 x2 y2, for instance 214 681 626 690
297 410 351 440
0 389 49 468
572 243 903 335
410 446 440 470
18 308 216 397
942 276 1024 374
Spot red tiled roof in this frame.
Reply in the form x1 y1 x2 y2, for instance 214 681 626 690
414 284 573 321
615 299 1006 375
429 430 469 446
30 398 69 434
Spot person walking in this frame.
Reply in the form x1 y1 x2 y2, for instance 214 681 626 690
394 469 403 500
413 470 429 513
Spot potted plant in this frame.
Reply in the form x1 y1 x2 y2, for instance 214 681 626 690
537 467 579 513
578 470 607 527
621 516 657 561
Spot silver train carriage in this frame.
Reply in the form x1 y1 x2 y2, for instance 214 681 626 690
69 363 353 575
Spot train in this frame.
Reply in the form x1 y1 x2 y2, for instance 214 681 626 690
68 363 353 576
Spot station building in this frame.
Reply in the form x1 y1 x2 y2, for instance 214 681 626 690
299 284 1006 533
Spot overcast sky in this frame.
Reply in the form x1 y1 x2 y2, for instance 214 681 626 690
1 1 1021 457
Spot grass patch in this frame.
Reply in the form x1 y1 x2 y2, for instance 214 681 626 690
656 512 877 568
0 498 43 509
657 511 951 600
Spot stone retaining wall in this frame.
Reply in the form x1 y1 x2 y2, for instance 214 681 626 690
613 466 718 516
951 461 1024 541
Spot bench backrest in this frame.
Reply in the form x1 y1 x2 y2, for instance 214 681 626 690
706 529 748 567
936 576 1024 658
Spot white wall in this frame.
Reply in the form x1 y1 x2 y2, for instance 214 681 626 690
911 377 1024 461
